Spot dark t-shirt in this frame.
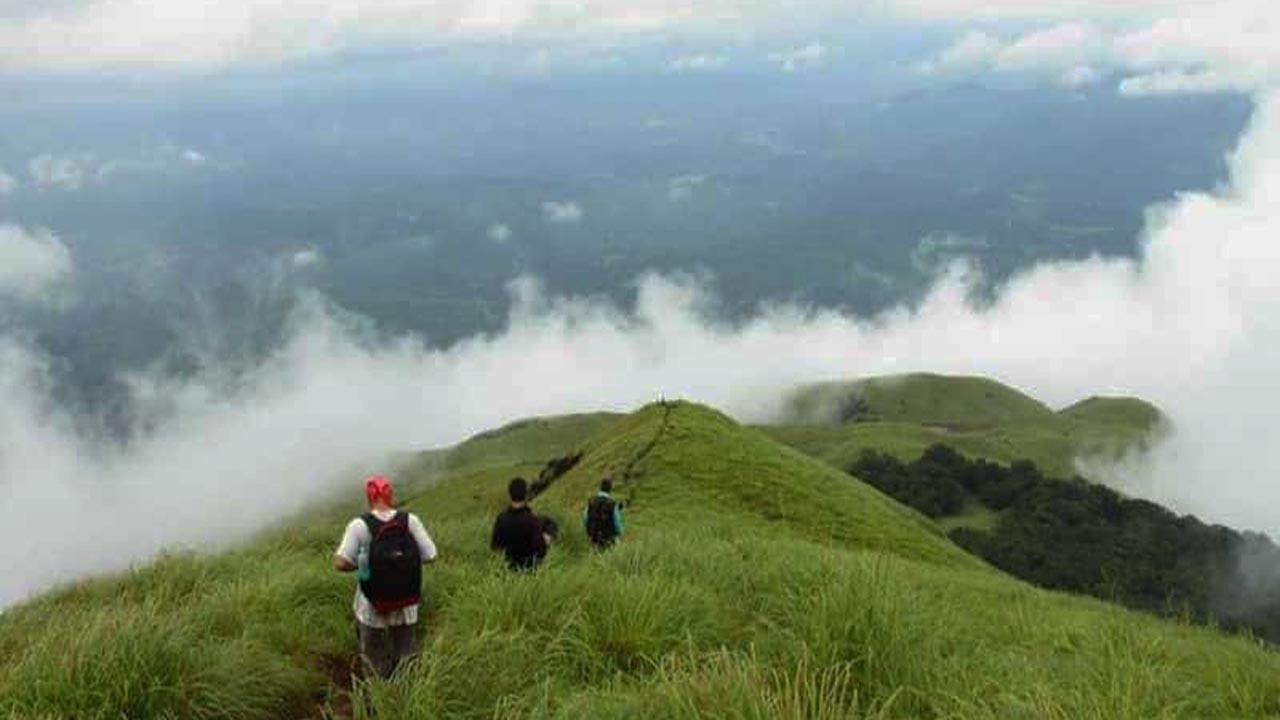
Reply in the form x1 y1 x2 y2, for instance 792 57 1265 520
491 505 548 570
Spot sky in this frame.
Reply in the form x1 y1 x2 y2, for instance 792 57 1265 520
1 0 1279 607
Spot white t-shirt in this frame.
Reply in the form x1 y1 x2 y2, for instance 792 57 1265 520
335 509 438 628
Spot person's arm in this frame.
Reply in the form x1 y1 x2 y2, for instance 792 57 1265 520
334 519 361 573
531 517 548 558
491 515 505 551
409 514 438 563
613 503 624 536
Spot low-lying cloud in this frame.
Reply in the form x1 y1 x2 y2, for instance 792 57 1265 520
2 0 1280 613
0 225 72 301
26 147 215 191
488 223 514 244
768 42 837 73
668 54 726 73
541 200 584 224
920 2 1280 95
28 154 94 191
2 88 1280 609
0 0 1208 72
917 23 1111 88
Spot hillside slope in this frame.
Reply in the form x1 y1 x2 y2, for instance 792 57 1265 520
767 373 1164 477
2 401 1278 719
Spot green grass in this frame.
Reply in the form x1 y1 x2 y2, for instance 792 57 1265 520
767 374 1162 478
3 395 1279 719
787 374 1059 429
1059 396 1165 433
440 413 622 476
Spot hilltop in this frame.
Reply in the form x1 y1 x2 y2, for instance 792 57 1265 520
3 381 1280 719
768 373 1165 478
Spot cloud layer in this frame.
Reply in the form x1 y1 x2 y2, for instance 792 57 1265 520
542 200 584 224
2 0 1280 615
24 147 215 191
768 42 837 72
0 225 73 300
0 0 1224 72
2 85 1280 607
919 2 1280 95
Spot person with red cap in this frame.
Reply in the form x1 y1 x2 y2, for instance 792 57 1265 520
334 475 437 678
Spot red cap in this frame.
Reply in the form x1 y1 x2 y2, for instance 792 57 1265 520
365 475 393 505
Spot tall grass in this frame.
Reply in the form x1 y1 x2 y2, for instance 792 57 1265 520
3 401 1280 719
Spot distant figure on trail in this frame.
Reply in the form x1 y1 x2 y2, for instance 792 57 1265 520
491 477 549 571
333 475 438 679
583 477 624 549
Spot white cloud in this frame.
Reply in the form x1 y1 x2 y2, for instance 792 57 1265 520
768 42 836 72
181 148 208 166
920 2 1280 95
541 200 584 224
488 223 514 243
4 88 1280 605
1119 70 1246 97
921 29 1003 73
919 22 1112 82
1061 65 1102 89
667 174 707 202
669 53 726 72
887 0 1189 22
0 168 15 196
26 146 215 191
28 154 94 190
3 0 1280 612
0 225 73 300
0 0 1262 84
0 0 841 70
291 248 323 268
999 22 1107 70
1112 3 1280 95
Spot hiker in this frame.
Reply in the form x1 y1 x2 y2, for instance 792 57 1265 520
583 477 624 549
333 475 438 679
490 477 549 571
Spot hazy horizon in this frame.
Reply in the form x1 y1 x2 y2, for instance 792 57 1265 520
2 0 1278 607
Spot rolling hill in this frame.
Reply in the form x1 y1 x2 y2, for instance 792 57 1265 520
766 373 1165 478
3 380 1278 719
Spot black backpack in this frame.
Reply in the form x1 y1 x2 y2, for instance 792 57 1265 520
586 496 618 546
359 512 422 614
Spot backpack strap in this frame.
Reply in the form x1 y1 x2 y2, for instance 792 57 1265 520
362 510 411 538
390 511 409 533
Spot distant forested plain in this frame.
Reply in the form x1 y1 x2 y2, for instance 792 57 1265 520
0 75 1251 410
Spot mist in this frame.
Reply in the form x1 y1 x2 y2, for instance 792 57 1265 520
3 77 1279 609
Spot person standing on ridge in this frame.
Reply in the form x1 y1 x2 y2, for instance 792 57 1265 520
583 477 624 549
334 475 438 678
491 477 549 571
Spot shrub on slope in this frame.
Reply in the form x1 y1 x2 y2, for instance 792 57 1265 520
852 444 1280 645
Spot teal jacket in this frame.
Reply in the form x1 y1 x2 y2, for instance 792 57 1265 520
582 491 624 535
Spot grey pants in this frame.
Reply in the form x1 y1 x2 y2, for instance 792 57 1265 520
356 621 419 679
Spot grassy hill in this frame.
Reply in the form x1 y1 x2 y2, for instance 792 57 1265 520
4 394 1279 719
767 373 1165 478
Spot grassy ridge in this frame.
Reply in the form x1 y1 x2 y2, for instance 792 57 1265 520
767 373 1164 478
789 374 1060 429
3 397 1279 719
